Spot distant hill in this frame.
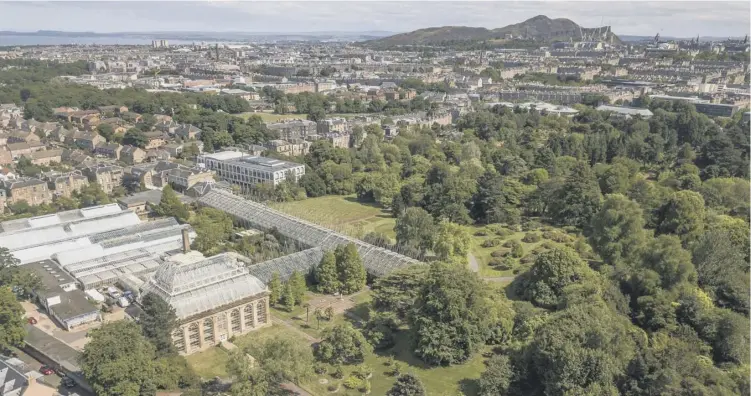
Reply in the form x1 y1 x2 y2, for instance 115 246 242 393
364 15 620 47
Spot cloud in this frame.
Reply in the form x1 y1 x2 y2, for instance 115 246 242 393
0 1 748 37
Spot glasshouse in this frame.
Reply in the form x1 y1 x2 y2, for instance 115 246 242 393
198 188 423 277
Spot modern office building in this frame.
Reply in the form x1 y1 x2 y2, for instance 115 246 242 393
196 151 305 189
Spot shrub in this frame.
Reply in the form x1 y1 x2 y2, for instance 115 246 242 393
327 384 339 392
474 230 488 236
490 250 508 258
353 365 372 380
384 356 394 367
502 240 516 248
522 232 541 243
520 254 537 265
332 365 344 379
489 257 504 267
521 219 542 231
391 362 403 377
541 241 557 250
543 231 572 243
509 240 524 258
343 375 364 390
497 257 516 271
495 228 513 237
314 364 327 375
482 238 502 248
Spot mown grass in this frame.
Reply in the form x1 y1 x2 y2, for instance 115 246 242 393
271 195 396 240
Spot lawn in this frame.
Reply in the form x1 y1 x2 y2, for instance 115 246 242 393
469 222 578 278
272 195 396 240
185 346 231 379
237 112 306 122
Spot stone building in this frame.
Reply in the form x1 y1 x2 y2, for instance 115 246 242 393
140 251 270 355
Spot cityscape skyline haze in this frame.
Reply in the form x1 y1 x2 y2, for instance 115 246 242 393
1 1 749 39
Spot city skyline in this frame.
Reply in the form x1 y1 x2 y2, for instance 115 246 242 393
1 1 749 38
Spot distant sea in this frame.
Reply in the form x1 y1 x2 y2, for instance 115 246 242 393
0 35 198 46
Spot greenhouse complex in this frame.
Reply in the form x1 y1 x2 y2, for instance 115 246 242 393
0 185 422 354
198 187 423 277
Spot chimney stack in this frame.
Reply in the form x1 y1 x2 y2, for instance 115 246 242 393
181 228 191 253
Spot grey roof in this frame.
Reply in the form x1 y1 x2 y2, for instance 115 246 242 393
596 105 653 117
247 247 323 284
0 358 28 396
24 326 82 372
198 189 422 277
25 260 99 322
141 252 268 319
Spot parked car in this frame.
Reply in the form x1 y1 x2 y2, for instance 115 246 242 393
39 365 54 375
27 317 38 325
61 376 76 388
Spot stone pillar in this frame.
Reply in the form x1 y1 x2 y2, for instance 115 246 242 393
265 298 270 326
251 301 258 328
197 320 205 349
182 326 189 353
240 305 246 332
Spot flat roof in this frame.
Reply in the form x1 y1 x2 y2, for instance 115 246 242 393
25 260 99 322
200 150 245 161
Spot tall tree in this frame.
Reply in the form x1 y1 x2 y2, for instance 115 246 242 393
288 271 306 305
410 262 512 366
522 247 596 309
588 194 647 265
658 190 706 242
314 323 373 365
315 251 341 294
395 207 436 252
335 243 366 295
432 221 472 264
269 272 282 306
154 184 189 222
140 293 178 356
0 287 25 353
549 161 602 227
81 321 158 396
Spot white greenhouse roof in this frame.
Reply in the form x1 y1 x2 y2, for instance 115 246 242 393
141 252 267 319
0 203 123 233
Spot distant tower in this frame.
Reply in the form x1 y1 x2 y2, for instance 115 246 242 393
215 44 219 60
654 33 660 45
744 34 748 44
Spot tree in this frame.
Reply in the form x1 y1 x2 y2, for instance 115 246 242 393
387 373 427 396
229 334 314 395
549 161 602 227
478 355 516 396
314 323 373 365
154 185 189 222
588 194 647 265
123 129 148 148
658 190 705 242
395 207 436 252
269 272 282 306
691 230 749 314
410 262 512 366
432 221 471 263
281 282 297 311
81 321 158 396
75 182 112 207
140 293 177 356
288 271 306 305
97 124 116 142
641 235 696 290
0 287 25 353
522 247 596 309
471 173 524 225
371 266 429 322
334 243 366 295
314 251 340 294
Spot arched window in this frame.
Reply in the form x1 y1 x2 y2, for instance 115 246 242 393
187 323 200 351
217 313 228 332
172 328 185 353
230 309 242 333
203 318 214 344
244 304 254 328
256 300 267 325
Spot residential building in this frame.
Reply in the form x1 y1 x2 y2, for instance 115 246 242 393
120 145 146 165
316 118 348 134
6 142 45 159
0 358 28 396
27 149 63 166
0 147 11 165
167 167 216 191
7 130 41 144
266 119 316 140
50 172 89 198
69 131 104 151
83 164 124 194
94 142 123 160
197 151 305 189
2 178 52 206
175 124 202 140
98 105 128 116
143 131 168 150
264 139 310 156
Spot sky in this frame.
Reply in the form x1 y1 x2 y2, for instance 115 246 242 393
1 1 749 38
